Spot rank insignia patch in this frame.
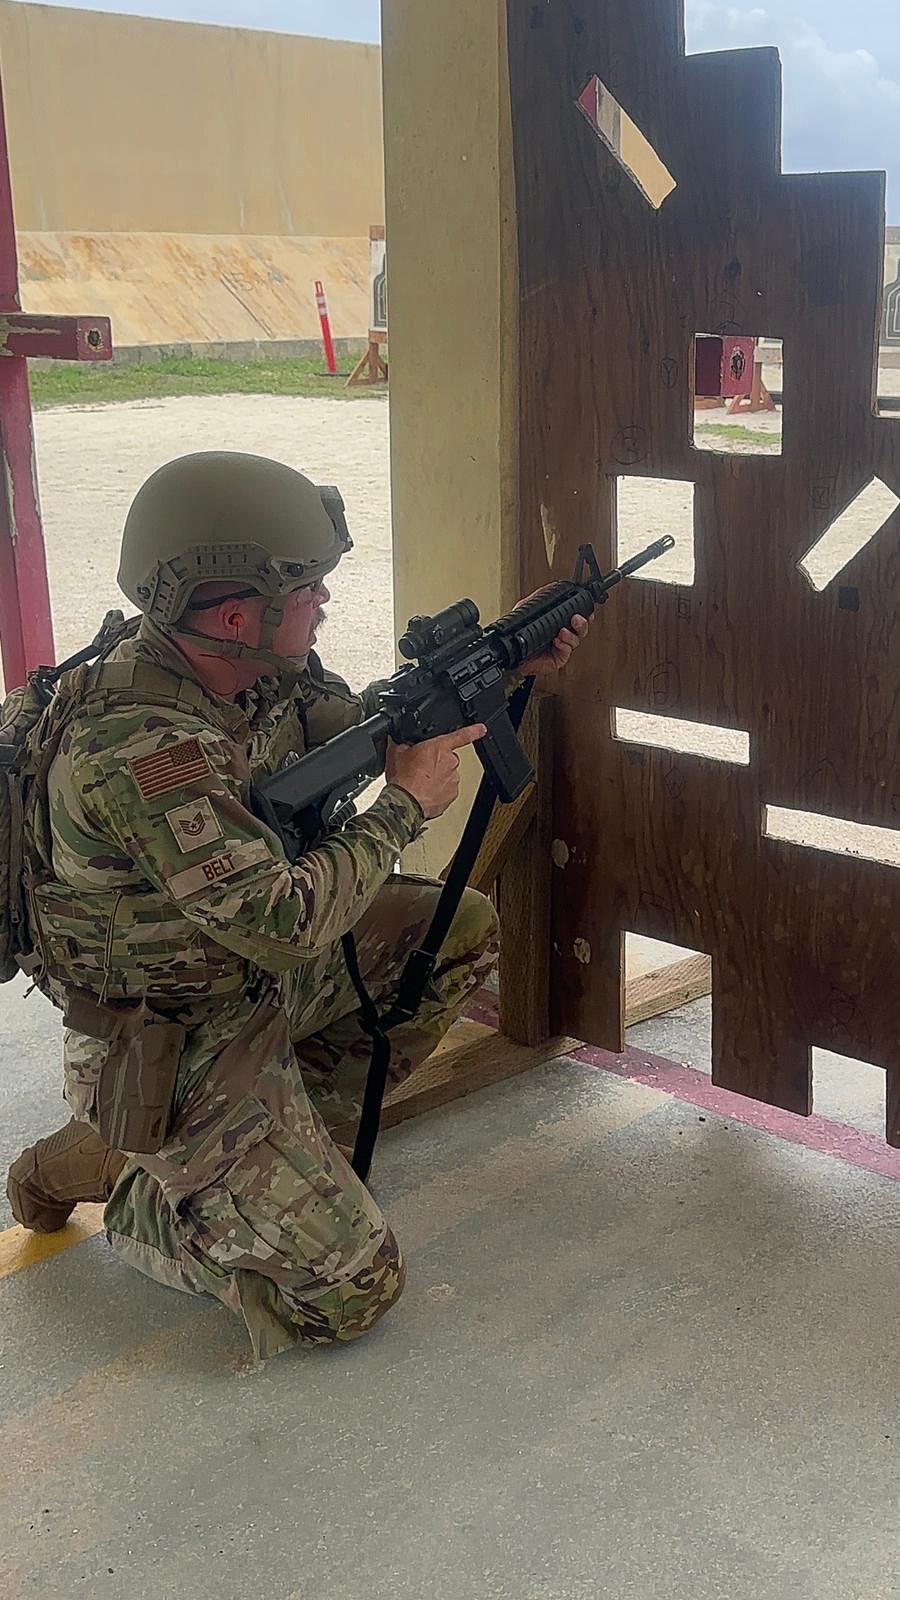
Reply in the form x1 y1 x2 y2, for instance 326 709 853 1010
164 795 224 854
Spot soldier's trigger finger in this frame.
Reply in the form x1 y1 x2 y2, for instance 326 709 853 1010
446 723 488 751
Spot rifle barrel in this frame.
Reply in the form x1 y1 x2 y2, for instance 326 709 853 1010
607 535 676 588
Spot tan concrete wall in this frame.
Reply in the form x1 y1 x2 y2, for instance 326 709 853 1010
0 2 384 237
382 0 519 872
18 232 370 345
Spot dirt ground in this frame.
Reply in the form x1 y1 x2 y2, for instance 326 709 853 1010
17 387 899 875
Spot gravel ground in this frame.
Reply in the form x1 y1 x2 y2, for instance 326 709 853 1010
9 388 895 877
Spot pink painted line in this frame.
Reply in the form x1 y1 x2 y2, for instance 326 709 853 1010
575 1041 900 1184
464 990 900 1185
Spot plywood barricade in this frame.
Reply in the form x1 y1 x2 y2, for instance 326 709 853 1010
507 0 900 1144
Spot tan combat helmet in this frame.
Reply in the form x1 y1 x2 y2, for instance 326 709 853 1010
118 450 352 675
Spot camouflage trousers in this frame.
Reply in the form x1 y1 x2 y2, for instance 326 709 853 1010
64 876 499 1360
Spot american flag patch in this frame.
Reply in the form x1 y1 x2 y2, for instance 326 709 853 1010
128 738 211 801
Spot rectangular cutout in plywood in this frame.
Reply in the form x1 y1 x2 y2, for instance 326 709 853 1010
764 807 900 869
616 476 694 585
614 709 751 765
693 336 783 455
625 934 711 1027
798 477 900 591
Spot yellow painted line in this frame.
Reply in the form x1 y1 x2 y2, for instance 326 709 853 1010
0 1204 105 1279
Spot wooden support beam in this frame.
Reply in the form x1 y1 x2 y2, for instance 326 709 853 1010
498 694 556 1048
330 1020 580 1146
467 785 536 894
624 952 712 1028
342 942 712 1140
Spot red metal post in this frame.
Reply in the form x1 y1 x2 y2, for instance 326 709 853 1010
315 280 338 376
0 71 54 686
0 312 112 362
0 79 113 688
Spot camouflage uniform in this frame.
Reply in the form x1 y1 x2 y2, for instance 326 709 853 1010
29 620 499 1359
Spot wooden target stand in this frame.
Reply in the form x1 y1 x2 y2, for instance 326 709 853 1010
695 337 776 415
332 694 711 1145
346 330 388 388
727 349 777 415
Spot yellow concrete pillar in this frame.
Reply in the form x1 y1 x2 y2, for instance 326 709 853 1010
382 0 519 873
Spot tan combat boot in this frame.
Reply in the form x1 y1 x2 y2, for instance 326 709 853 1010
7 1120 127 1233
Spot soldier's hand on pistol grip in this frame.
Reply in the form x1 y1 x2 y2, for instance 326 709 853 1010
386 723 488 821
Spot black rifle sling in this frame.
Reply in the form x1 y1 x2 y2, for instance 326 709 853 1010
343 679 535 1183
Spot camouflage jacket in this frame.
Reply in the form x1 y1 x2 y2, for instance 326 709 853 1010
25 620 424 1010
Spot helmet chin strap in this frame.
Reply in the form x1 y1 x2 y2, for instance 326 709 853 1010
169 596 304 693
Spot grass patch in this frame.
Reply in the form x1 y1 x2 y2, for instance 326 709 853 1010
694 421 782 450
28 354 385 410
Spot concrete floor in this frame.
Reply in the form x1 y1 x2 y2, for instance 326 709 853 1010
2 977 899 1600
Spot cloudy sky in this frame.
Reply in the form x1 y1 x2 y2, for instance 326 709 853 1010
15 1 900 216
